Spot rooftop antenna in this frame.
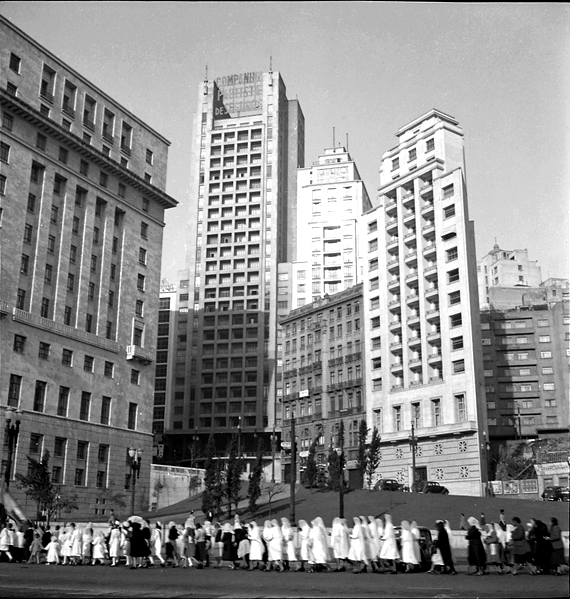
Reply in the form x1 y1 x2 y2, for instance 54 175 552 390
269 55 273 73
205 65 208 81
346 133 349 151
333 126 335 148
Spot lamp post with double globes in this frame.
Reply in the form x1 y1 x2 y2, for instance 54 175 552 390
335 446 345 519
4 407 23 488
270 426 277 483
128 448 142 515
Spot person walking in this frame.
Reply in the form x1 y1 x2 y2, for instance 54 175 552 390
28 532 44 564
247 521 264 570
309 517 331 572
69 523 82 566
509 516 536 576
220 522 238 569
483 523 505 574
379 514 400 574
45 533 61 565
81 525 93 565
400 521 419 573
109 523 122 567
331 517 349 572
297 519 311 572
0 523 14 562
91 531 106 565
547 517 566 575
165 522 180 567
466 517 487 575
268 520 285 572
281 517 297 571
529 519 551 574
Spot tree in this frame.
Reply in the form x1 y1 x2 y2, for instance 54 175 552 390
356 419 369 488
247 439 264 516
202 434 223 518
225 434 244 518
263 482 286 517
365 426 382 490
495 442 537 481
16 450 78 526
302 438 318 491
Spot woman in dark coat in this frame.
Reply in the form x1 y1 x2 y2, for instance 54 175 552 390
433 520 457 575
528 519 551 574
220 523 238 569
129 522 151 568
548 517 566 575
510 517 536 575
466 517 487 575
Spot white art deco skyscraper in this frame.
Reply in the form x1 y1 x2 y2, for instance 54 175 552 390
362 109 487 495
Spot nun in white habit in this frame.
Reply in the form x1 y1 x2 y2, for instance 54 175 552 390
348 517 363 573
309 517 331 572
297 519 312 572
379 514 399 573
330 517 350 571
247 522 264 570
269 520 285 572
281 517 298 569
400 520 419 572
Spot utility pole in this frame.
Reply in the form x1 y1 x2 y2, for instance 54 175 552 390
290 413 296 525
409 422 417 492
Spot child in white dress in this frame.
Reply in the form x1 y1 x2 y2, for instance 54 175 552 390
45 534 60 565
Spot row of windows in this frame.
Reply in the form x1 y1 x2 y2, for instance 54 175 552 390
7 52 155 166
382 394 467 432
7 374 138 428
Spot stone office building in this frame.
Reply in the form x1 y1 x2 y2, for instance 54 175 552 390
0 16 177 519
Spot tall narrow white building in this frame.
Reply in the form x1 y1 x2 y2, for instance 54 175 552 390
362 109 487 495
288 146 371 309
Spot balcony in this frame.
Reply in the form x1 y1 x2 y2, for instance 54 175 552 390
423 243 436 256
120 142 132 156
403 211 415 224
408 335 421 346
390 340 402 349
102 129 114 144
126 345 154 363
427 330 441 340
389 297 401 308
404 251 417 264
389 320 402 331
390 363 404 372
83 117 95 132
386 238 399 251
40 89 54 104
428 353 442 362
388 278 400 290
425 285 439 298
405 271 418 283
407 314 420 325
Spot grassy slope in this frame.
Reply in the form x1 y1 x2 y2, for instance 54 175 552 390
151 485 569 530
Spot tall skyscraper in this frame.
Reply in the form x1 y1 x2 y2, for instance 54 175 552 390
0 16 177 518
362 109 487 495
164 71 304 462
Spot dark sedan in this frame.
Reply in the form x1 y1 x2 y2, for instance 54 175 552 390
393 526 434 571
541 486 570 501
374 478 405 492
416 481 449 494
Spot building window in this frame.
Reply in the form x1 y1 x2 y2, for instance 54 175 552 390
127 403 137 430
101 396 111 425
455 393 466 422
538 335 551 343
0 174 6 195
58 146 68 164
62 349 73 366
99 171 108 187
393 405 401 432
13 335 26 353
29 433 43 454
450 313 462 328
146 149 153 165
80 392 91 421
8 375 22 407
40 297 50 318
137 274 146 291
38 342 50 360
9 53 21 73
131 369 140 385
104 361 114 378
432 398 441 426
74 469 85 487
33 380 47 412
448 269 460 283
446 247 458 262
426 138 435 152
2 112 13 131
141 222 148 239
0 142 10 163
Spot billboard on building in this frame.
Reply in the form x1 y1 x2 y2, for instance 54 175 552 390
213 72 264 120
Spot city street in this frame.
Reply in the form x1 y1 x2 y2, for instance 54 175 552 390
0 563 567 598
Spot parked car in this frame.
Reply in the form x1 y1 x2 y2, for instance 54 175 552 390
416 481 449 494
541 486 570 501
374 478 405 492
393 525 434 571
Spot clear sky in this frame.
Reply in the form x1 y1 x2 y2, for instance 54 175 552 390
3 2 569 284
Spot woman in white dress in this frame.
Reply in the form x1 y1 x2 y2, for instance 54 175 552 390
309 517 331 572
297 519 311 572
348 517 363 573
269 520 284 572
281 517 298 570
410 521 422 567
379 514 400 573
247 522 264 570
149 522 165 567
330 517 349 572
60 527 72 565
400 520 419 572
368 516 381 568
0 524 14 562
69 523 82 565
428 520 445 573
359 515 374 572
261 521 274 571
91 531 106 565
82 525 93 565
45 533 60 565
109 524 122 567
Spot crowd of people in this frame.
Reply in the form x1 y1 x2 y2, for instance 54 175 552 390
0 510 566 577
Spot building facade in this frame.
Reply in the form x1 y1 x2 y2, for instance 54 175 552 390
362 109 487 495
0 16 177 519
477 245 542 310
279 284 365 485
481 286 569 455
163 71 304 461
289 146 371 308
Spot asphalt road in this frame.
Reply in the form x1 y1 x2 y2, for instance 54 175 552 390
0 563 567 598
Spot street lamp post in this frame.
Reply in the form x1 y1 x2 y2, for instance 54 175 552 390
192 429 198 470
409 422 417 493
4 407 23 489
237 417 242 459
336 446 344 518
128 448 142 516
270 426 276 483
290 412 296 525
